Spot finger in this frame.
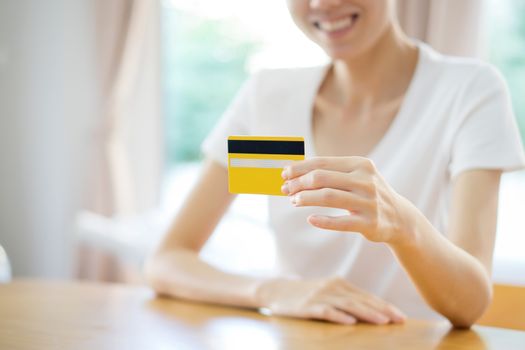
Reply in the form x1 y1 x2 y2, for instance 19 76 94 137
337 284 407 324
291 188 371 212
282 169 373 197
334 294 398 325
282 156 374 180
308 214 366 233
348 290 406 324
306 304 357 325
361 298 406 324
330 297 390 325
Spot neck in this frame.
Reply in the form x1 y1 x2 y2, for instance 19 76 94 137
328 24 418 105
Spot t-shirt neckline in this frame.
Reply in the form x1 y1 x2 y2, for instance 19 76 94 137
304 42 426 161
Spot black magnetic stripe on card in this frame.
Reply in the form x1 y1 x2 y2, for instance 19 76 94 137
228 140 305 155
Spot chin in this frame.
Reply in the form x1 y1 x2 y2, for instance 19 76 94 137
322 44 369 61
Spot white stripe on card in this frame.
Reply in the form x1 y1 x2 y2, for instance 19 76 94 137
229 158 294 169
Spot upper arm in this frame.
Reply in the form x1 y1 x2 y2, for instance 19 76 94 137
157 158 236 253
447 169 502 273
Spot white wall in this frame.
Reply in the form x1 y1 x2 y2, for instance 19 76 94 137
0 0 98 277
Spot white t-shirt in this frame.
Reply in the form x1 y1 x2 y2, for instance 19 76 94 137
202 42 525 319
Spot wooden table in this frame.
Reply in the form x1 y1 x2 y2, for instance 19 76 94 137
1 280 524 349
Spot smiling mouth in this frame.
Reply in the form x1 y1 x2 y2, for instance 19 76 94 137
313 13 360 34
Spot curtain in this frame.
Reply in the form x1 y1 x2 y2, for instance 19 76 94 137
88 0 163 217
396 0 487 57
77 0 162 282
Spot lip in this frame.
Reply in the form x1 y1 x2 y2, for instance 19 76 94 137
312 13 360 40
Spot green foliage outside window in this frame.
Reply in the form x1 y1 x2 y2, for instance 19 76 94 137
162 9 260 164
489 0 525 144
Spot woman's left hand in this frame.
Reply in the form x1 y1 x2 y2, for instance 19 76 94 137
281 156 416 246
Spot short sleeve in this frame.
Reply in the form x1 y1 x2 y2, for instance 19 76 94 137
449 65 525 178
201 73 259 167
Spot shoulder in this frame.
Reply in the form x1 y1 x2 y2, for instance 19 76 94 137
418 42 507 95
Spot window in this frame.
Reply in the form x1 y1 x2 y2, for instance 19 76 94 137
487 0 525 282
162 0 326 166
488 0 525 140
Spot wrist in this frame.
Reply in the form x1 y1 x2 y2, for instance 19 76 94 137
253 277 279 308
390 194 422 249
253 276 296 309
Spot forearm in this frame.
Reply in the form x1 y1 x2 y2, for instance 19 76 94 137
145 248 265 309
391 206 492 327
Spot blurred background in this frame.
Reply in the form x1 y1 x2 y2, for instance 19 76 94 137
0 0 524 285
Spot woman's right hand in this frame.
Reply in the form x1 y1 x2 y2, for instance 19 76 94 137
255 277 406 325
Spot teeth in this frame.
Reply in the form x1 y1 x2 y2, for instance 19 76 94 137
317 16 356 32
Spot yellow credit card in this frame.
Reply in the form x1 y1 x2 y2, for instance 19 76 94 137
228 136 305 196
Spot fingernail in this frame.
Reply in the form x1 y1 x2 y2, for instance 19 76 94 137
281 167 289 179
393 315 406 323
344 316 357 325
393 309 407 323
376 314 390 324
289 195 297 206
281 182 289 195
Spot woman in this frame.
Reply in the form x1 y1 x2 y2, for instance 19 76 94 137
145 0 525 327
